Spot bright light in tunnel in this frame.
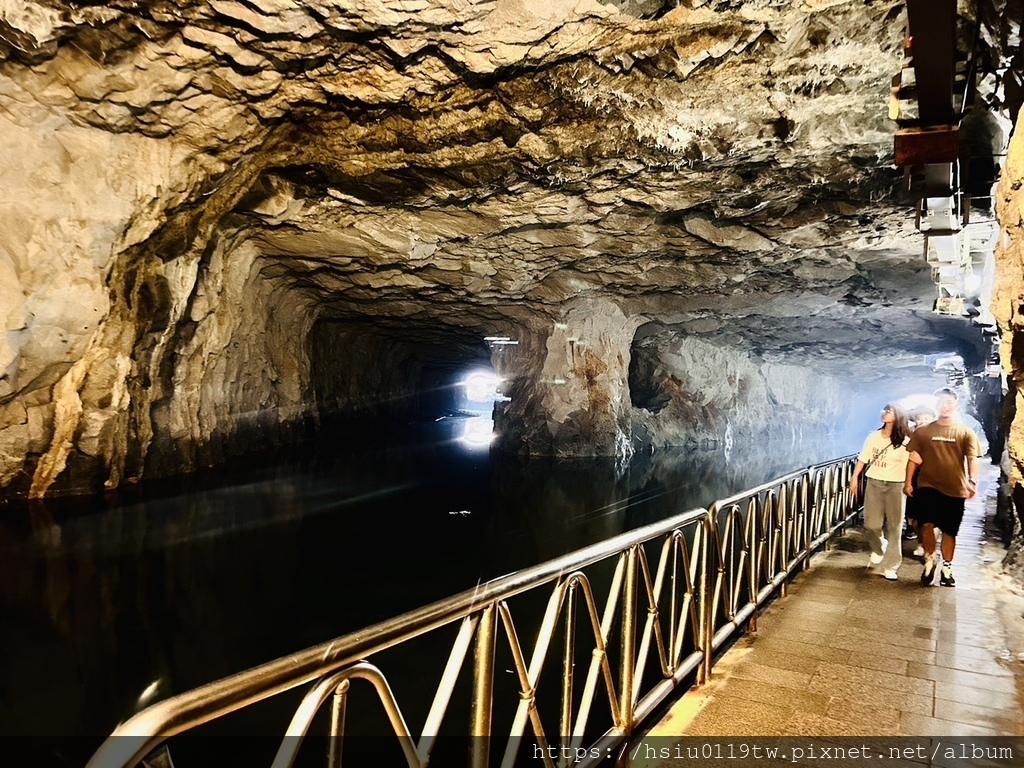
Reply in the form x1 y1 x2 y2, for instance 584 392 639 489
926 353 964 372
461 371 504 403
899 393 938 413
454 366 509 450
460 415 495 448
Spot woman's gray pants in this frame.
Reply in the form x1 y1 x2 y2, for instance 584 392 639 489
864 478 905 572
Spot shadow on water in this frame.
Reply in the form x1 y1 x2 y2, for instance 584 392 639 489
0 419 852 766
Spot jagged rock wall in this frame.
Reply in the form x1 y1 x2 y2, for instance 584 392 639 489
0 0 315 495
0 0 1001 497
0 89 187 492
630 332 845 450
16 229 321 493
494 298 641 458
146 239 319 473
993 109 1024 579
492 305 848 458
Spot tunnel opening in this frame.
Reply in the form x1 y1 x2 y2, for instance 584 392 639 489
454 368 508 449
307 317 502 447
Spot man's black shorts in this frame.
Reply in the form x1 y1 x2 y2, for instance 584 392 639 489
913 486 966 537
905 483 920 522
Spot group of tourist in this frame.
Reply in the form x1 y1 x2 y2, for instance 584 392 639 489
849 388 982 586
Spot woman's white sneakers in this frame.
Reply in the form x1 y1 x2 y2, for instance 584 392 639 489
868 538 888 566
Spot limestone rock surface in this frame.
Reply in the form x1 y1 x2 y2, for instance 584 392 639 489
0 0 1012 496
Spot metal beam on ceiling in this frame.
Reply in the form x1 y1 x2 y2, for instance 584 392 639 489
891 0 1001 383
906 0 957 124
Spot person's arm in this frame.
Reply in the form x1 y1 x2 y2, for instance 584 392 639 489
966 454 981 499
852 434 875 496
851 460 866 496
964 430 982 499
904 451 922 496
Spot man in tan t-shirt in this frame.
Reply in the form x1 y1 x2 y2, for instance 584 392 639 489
903 388 981 587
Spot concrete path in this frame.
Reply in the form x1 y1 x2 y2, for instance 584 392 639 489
641 464 1024 745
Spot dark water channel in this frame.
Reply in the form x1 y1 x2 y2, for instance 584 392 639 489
0 419 855 766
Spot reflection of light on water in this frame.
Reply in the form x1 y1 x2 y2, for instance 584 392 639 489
460 415 495 448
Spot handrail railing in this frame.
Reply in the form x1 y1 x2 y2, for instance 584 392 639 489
87 454 858 768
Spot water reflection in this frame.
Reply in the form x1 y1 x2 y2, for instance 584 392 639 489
0 423 852 764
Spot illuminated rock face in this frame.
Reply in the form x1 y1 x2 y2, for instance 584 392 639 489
993 111 1024 574
0 0 1006 495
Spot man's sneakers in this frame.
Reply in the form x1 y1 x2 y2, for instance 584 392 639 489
940 564 956 587
921 556 956 587
882 569 899 581
921 555 937 586
913 545 925 558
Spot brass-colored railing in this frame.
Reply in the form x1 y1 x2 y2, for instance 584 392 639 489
87 456 857 768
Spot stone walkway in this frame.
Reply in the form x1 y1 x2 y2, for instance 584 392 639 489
640 463 1024 747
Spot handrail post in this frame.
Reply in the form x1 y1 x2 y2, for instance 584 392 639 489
747 498 758 633
619 547 638 735
699 514 712 685
327 680 350 768
802 473 814 569
560 581 577 746
778 483 789 597
470 603 497 768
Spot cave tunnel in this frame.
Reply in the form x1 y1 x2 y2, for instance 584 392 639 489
306 315 504 447
2 0 1024 764
307 318 492 422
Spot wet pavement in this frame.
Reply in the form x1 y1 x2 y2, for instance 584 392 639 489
641 463 1024 744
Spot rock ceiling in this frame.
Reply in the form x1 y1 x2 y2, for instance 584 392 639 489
0 0 1020 492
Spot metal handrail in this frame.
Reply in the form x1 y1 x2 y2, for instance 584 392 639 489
87 454 858 768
